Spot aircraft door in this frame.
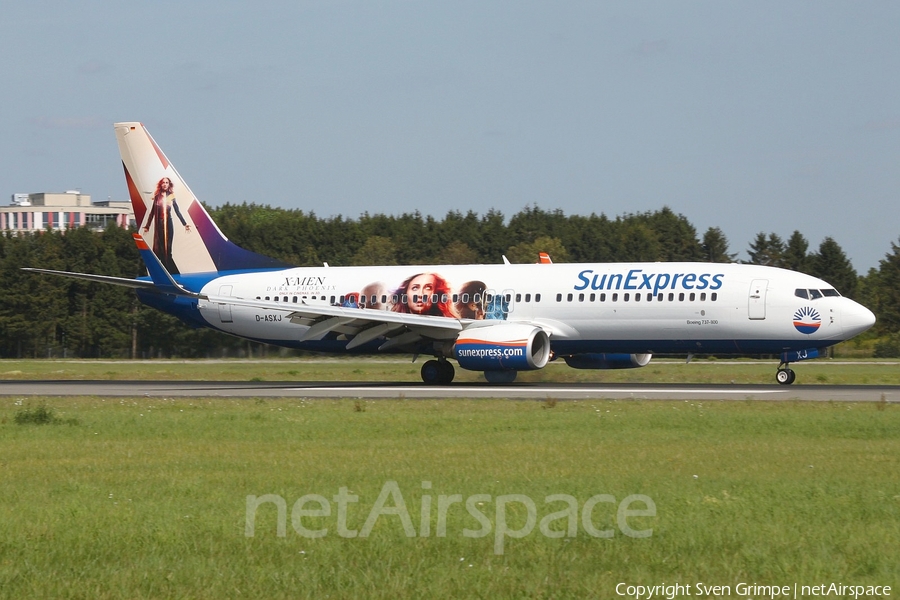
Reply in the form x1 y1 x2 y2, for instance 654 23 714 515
218 285 234 324
484 289 512 320
502 289 515 315
748 279 767 320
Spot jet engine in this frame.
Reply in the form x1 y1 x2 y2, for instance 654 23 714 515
563 353 652 370
454 323 551 372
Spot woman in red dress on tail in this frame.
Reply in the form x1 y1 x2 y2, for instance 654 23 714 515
142 177 191 273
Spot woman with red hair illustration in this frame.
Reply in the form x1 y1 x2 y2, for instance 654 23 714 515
392 273 459 318
142 177 191 273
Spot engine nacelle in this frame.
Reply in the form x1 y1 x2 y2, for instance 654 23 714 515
454 323 551 372
563 353 652 370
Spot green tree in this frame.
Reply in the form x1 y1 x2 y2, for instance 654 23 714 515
432 240 479 265
505 236 569 264
782 231 810 273
808 237 858 298
701 227 736 263
746 232 785 267
351 236 398 266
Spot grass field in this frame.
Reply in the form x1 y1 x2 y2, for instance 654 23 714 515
1 356 900 385
1 394 898 599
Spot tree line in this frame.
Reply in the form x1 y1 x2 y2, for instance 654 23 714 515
1 204 898 358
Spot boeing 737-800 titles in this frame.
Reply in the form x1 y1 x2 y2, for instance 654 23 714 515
25 123 876 385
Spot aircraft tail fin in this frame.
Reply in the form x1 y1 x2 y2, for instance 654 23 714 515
114 122 289 276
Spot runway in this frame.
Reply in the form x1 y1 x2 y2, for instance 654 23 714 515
0 380 897 402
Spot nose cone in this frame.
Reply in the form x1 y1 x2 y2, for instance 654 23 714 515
844 300 876 338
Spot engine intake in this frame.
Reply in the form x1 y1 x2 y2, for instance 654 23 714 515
454 323 551 372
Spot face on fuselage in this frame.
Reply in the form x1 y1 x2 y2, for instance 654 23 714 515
407 273 436 314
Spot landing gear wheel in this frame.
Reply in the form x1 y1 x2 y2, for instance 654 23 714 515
421 360 442 385
776 368 796 385
484 370 517 384
438 360 455 384
421 360 455 385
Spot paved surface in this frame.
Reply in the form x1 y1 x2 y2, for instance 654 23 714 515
0 380 897 401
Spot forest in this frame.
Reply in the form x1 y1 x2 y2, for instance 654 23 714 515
2 204 899 359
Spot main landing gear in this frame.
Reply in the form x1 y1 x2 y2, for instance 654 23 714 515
775 365 796 385
421 359 455 385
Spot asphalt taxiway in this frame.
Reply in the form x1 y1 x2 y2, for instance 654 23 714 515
0 380 897 402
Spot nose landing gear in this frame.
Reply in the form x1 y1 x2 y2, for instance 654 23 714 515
776 365 796 385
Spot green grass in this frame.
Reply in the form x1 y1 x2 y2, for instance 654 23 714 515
1 397 898 598
1 356 900 384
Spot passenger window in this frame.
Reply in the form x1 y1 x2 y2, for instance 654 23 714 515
266 296 271 301
612 293 618 302
401 294 408 304
567 293 573 302
505 294 511 302
711 293 717 301
657 294 663 302
525 293 531 302
515 293 521 302
441 294 448 303
535 294 541 302
600 293 606 302
330 296 336 304
795 289 809 299
381 295 387 304
589 293 595 302
293 297 298 303
578 293 584 302
634 293 640 302
432 294 439 303
556 293 562 302
689 293 696 301
461 293 469 303
452 294 459 303
668 293 674 301
392 294 399 304
647 293 653 301
700 293 706 301
679 293 685 301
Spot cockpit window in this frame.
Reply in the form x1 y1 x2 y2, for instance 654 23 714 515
821 288 840 297
795 289 809 299
809 289 823 300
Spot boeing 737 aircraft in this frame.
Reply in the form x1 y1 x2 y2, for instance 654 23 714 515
25 122 876 385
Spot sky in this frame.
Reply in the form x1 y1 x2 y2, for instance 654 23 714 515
3 1 899 273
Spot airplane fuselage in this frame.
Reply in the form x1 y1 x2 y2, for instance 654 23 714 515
147 261 874 358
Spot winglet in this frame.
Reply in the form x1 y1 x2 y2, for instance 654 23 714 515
133 233 200 297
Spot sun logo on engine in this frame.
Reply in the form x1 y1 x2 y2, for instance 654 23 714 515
793 306 821 335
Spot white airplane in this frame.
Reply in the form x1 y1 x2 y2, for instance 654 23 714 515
25 122 876 385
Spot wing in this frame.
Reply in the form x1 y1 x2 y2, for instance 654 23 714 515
203 293 466 350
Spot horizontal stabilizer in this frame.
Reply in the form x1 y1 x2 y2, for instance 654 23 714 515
21 268 157 289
